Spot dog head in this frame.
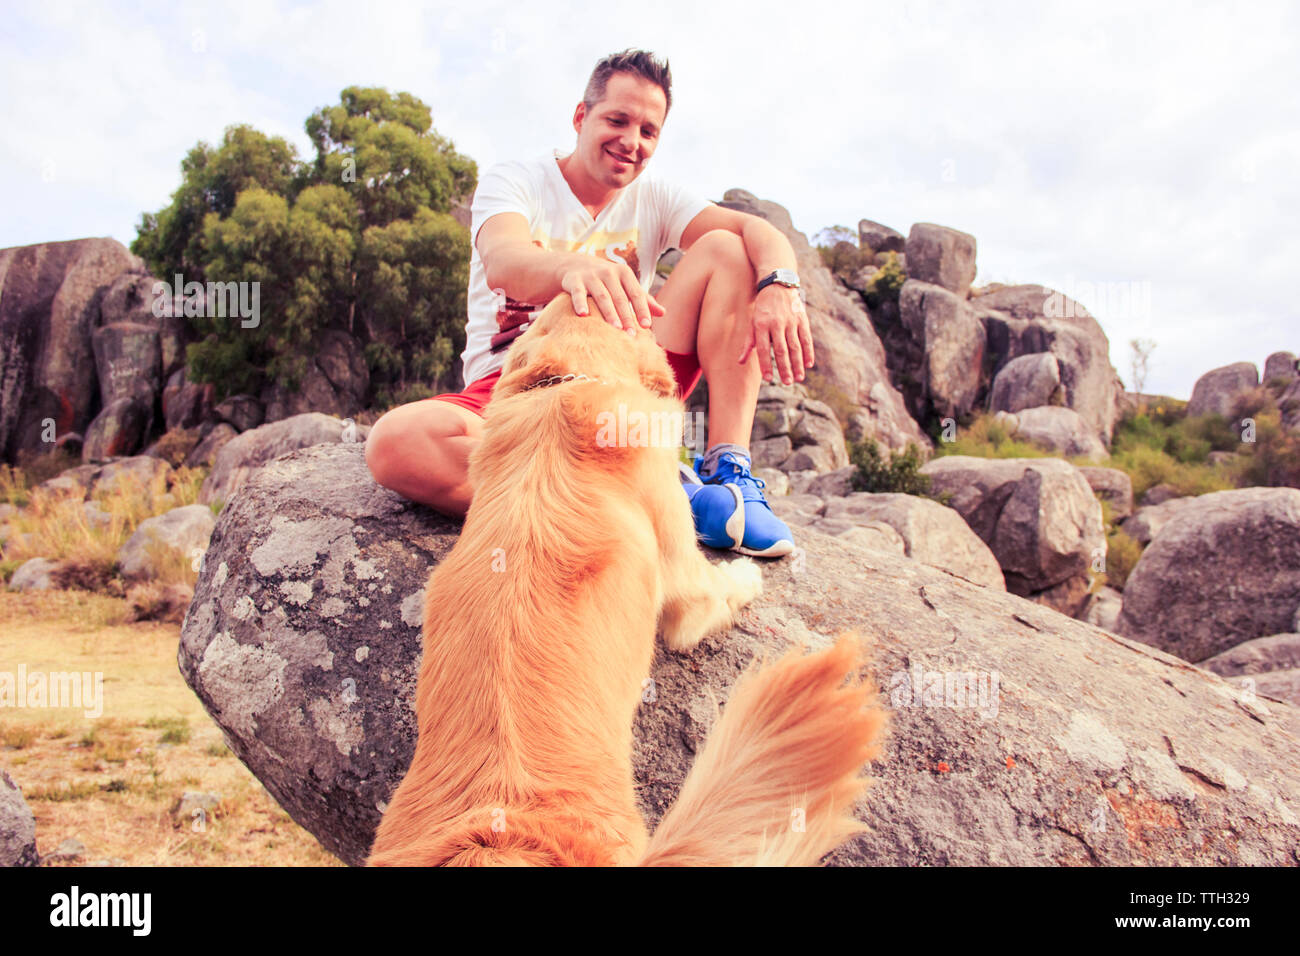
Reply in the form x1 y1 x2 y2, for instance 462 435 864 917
494 294 678 401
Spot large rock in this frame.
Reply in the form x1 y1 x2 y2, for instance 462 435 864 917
8 557 60 591
162 368 216 432
91 454 173 498
820 492 1005 589
185 423 238 468
198 412 371 508
858 219 904 255
1011 406 1108 460
1200 633 1300 678
972 284 1124 447
0 771 39 867
213 394 265 433
988 352 1062 414
0 238 145 463
750 385 849 475
260 330 370 423
1117 488 1300 662
91 321 160 408
718 190 928 452
98 272 189 381
82 394 154 462
1264 351 1298 386
920 456 1105 600
1083 586 1123 632
1122 496 1199 546
898 280 987 421
181 441 1300 866
1078 466 1134 521
904 223 976 298
117 504 216 581
1186 362 1259 418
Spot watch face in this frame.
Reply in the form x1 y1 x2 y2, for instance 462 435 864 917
773 269 799 286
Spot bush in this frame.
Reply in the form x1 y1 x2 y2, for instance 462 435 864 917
1234 408 1300 488
1102 528 1143 591
931 411 1056 461
848 439 933 496
813 226 872 282
863 251 906 306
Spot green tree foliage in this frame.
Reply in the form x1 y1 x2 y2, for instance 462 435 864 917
813 225 872 281
133 87 476 405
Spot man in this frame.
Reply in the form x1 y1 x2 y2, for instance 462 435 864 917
366 49 813 557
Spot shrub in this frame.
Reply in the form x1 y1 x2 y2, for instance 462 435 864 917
931 411 1056 460
863 251 906 306
848 439 933 496
1102 528 1143 591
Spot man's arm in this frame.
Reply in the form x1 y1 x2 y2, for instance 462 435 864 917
678 205 815 385
476 212 663 333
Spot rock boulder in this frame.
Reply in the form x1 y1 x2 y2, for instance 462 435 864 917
1117 488 1300 662
180 442 1300 866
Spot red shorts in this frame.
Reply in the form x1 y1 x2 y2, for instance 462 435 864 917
429 348 702 417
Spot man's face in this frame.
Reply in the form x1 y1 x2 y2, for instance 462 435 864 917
573 72 667 189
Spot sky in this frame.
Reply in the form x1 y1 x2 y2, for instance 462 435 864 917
2 0 1296 400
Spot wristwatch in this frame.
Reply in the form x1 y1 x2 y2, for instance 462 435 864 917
755 269 800 295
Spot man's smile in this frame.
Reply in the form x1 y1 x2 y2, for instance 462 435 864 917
605 147 636 168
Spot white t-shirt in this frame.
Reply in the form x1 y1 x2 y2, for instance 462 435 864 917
459 148 713 387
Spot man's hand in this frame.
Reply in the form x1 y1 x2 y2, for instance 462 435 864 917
739 285 816 384
559 256 665 336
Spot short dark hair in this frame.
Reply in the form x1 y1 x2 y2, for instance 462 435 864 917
582 49 672 120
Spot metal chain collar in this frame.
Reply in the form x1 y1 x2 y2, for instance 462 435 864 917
520 372 611 392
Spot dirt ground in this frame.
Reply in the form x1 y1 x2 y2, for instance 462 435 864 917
0 589 343 866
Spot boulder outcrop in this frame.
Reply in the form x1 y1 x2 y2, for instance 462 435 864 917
1117 487 1300 662
718 190 928 452
180 442 1300 866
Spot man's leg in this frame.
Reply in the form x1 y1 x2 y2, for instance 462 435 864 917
365 399 483 517
652 229 762 445
654 229 795 557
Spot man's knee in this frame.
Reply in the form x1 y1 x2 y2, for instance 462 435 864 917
365 401 474 489
680 229 751 280
364 409 405 487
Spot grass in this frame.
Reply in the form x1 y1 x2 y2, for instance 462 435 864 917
0 454 209 591
0 589 342 866
932 410 1077 462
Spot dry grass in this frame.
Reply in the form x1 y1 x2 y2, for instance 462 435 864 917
0 590 342 866
1 461 211 590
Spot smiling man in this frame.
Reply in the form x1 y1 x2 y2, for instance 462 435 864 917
366 48 814 557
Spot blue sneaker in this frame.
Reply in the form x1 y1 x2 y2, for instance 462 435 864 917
679 462 745 549
696 453 795 558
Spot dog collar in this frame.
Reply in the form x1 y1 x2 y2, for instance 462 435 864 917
520 372 610 391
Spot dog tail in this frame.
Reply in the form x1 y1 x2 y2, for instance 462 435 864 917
637 633 887 867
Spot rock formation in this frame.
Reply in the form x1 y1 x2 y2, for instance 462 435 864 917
179 442 1300 866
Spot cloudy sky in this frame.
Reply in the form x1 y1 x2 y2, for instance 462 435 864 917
3 0 1295 399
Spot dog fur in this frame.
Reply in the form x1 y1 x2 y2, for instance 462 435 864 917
366 294 886 866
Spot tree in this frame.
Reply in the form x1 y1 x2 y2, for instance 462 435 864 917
1129 337 1157 408
133 88 477 406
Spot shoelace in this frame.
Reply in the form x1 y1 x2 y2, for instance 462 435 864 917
707 454 768 498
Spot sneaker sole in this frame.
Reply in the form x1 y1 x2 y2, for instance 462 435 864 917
735 538 796 558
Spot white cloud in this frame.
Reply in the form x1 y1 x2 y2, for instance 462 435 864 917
1 0 1295 398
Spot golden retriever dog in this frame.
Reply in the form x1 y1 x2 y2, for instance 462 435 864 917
367 294 886 866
